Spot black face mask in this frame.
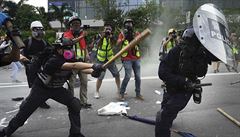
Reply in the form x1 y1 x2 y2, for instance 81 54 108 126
124 27 133 41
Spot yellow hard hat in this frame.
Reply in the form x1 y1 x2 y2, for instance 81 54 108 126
168 28 176 34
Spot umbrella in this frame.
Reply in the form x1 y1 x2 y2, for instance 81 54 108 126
122 114 197 137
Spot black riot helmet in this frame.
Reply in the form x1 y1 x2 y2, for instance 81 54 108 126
123 18 133 31
182 27 202 47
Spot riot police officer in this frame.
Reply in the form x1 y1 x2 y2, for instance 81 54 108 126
0 41 104 137
155 27 218 137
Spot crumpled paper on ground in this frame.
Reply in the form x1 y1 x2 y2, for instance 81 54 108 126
97 102 130 116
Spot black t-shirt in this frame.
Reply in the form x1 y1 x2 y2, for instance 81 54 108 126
36 54 72 88
43 55 66 75
22 37 50 59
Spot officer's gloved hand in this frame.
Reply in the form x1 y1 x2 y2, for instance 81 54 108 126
184 79 197 91
91 70 102 78
0 12 10 26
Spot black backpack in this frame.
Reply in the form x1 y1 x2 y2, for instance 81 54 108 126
25 46 55 88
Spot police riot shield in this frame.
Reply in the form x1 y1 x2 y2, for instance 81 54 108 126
193 3 235 67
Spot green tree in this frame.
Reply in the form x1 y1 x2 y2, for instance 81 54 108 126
86 0 118 19
36 7 51 30
49 3 73 31
14 4 41 30
224 8 240 35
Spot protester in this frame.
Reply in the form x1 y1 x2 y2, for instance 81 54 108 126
230 32 239 70
0 12 21 67
94 24 121 99
0 40 104 137
159 28 177 61
10 61 23 83
63 16 91 108
20 20 51 109
117 18 143 101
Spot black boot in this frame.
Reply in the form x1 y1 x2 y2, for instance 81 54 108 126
0 128 6 137
68 133 85 137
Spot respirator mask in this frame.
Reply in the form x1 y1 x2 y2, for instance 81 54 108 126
61 45 75 60
63 50 75 60
32 27 45 38
104 27 112 36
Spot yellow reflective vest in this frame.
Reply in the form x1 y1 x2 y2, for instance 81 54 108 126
121 39 140 58
97 37 114 62
74 42 85 61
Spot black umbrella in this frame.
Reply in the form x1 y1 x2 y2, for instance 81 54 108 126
122 114 197 137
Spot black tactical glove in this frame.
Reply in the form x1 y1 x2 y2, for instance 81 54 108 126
91 70 102 78
91 64 105 78
92 64 105 71
185 79 201 91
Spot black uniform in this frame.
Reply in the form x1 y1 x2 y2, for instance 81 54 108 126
0 54 85 137
155 30 218 137
22 37 50 87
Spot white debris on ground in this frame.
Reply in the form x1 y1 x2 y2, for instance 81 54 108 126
97 102 130 116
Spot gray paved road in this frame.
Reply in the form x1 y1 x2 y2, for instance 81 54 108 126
0 62 240 137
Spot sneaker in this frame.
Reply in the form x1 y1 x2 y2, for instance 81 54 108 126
118 94 125 101
94 91 100 99
136 95 144 101
81 103 92 109
39 102 50 109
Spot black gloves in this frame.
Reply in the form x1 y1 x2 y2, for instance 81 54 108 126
185 79 200 91
91 64 105 78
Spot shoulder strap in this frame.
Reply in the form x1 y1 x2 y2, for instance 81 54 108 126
42 39 47 47
27 37 32 50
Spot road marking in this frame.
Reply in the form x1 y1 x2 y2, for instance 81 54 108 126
0 118 8 127
6 109 19 114
0 72 238 88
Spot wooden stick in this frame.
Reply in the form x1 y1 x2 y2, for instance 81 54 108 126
5 21 25 48
217 108 240 127
102 28 151 69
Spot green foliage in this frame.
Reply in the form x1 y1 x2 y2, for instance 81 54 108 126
104 8 124 31
2 1 18 18
49 3 73 31
14 4 41 31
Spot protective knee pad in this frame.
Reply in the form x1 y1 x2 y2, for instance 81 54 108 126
69 97 81 112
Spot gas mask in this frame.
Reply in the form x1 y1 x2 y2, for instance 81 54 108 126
32 27 45 39
124 22 133 34
104 27 112 36
63 49 75 60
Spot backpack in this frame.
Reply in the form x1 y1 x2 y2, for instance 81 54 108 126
25 45 54 88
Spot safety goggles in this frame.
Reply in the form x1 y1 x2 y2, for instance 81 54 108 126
32 27 44 31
